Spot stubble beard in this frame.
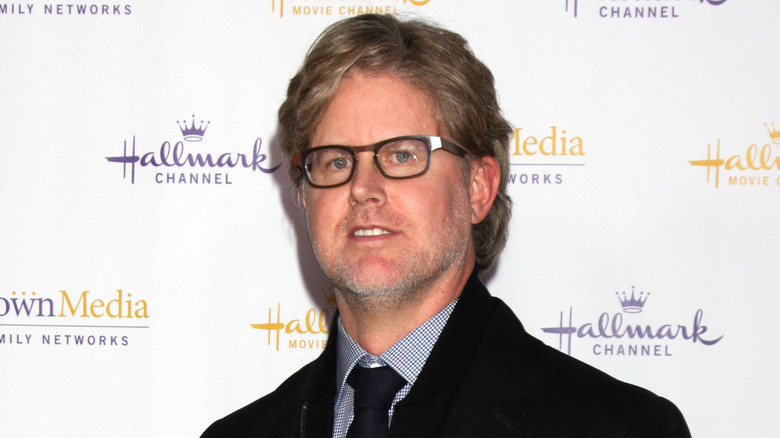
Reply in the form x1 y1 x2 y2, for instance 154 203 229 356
306 193 472 313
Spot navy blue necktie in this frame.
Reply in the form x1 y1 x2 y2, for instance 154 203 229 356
346 365 406 438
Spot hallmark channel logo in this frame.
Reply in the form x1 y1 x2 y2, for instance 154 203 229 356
688 123 780 188
507 125 585 186
541 286 723 357
270 0 430 18
564 0 727 19
250 288 336 351
0 289 149 348
105 115 281 185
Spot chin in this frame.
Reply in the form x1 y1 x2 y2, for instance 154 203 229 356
347 273 407 295
336 280 421 312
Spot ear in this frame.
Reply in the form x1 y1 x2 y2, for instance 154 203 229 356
468 156 500 225
298 186 308 210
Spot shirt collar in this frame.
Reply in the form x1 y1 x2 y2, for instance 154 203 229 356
334 299 458 407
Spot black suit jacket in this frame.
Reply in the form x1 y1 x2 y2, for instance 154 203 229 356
202 271 691 437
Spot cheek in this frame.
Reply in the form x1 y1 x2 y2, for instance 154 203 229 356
305 191 343 238
401 184 467 227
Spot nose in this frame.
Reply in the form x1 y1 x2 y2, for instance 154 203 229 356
348 152 386 207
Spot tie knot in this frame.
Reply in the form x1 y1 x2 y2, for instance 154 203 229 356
347 365 407 411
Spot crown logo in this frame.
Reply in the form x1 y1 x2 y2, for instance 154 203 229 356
177 115 210 142
765 122 780 145
322 287 337 310
616 287 649 313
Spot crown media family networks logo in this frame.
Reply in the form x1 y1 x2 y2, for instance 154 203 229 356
507 125 585 186
0 289 149 348
689 123 780 188
250 288 337 351
564 0 727 19
541 287 722 357
270 0 429 18
106 115 281 185
0 3 132 15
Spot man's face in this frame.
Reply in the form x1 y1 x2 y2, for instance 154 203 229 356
302 73 475 306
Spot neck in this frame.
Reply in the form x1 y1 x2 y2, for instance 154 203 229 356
336 260 474 355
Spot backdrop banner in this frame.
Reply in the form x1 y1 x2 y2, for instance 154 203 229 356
1 1 777 436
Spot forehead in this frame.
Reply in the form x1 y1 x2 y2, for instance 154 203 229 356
311 72 439 147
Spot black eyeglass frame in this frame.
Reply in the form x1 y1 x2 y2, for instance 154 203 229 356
292 135 469 188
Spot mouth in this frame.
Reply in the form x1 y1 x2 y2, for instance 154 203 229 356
353 227 392 237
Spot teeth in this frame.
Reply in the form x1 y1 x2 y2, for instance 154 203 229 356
354 228 391 237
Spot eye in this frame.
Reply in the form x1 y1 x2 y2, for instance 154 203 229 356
391 150 415 164
306 148 353 174
329 156 350 170
380 139 426 167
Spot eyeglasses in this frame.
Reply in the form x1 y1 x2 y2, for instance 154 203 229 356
293 135 468 188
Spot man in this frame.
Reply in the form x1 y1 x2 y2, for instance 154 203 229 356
203 14 690 438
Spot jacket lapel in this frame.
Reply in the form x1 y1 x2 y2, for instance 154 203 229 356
298 317 338 438
389 270 494 436
391 270 556 437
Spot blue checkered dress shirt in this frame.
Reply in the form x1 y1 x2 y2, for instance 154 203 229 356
331 299 458 438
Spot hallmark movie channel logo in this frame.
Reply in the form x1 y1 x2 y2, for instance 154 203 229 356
541 286 723 357
250 288 336 351
689 123 780 188
269 0 430 18
0 289 149 348
507 125 585 186
563 0 727 19
105 114 281 185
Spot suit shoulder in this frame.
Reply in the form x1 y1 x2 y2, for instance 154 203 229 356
485 297 691 436
201 361 316 438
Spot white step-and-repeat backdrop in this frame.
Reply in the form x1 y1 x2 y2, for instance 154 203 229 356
1 0 777 436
